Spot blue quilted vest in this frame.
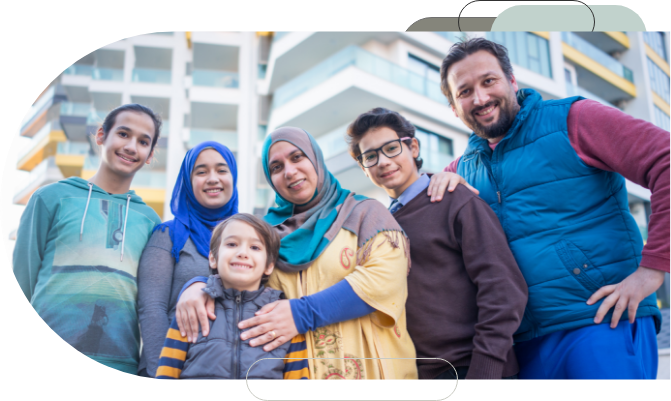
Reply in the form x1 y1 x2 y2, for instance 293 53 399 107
457 89 661 342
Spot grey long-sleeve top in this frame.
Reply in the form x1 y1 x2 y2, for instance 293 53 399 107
137 227 210 377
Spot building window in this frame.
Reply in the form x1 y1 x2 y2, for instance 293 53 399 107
643 32 668 61
407 54 441 83
414 126 454 173
654 106 670 131
486 32 552 78
647 58 670 104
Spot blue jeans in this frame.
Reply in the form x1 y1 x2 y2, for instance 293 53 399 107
515 316 658 379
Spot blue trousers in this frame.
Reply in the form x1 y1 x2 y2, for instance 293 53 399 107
515 316 658 379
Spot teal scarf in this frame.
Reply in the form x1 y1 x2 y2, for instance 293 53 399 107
263 127 410 274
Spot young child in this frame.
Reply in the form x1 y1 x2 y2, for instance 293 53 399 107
13 104 163 374
155 213 292 379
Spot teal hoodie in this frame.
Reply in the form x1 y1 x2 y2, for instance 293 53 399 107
13 177 161 374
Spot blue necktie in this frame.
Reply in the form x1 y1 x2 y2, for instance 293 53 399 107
389 199 402 214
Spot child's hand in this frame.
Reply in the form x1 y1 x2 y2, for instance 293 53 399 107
175 282 216 343
238 300 298 352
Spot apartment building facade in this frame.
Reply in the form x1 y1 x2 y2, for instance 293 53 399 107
14 30 670 302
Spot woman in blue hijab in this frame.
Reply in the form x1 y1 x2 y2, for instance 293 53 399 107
136 141 238 377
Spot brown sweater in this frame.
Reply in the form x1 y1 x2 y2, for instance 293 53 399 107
393 184 528 379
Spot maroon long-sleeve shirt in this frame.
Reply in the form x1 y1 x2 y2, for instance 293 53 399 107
446 99 670 273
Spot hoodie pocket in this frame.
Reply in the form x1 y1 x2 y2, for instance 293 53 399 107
554 240 605 294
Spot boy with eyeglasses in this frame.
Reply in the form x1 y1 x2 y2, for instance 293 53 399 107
346 107 528 380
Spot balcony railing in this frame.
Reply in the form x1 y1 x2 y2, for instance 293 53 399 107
132 68 172 84
562 32 634 82
21 86 62 129
188 129 238 150
57 141 92 155
131 171 167 188
64 64 94 76
192 70 239 88
565 82 618 109
486 32 552 78
273 45 448 108
93 67 124 81
272 32 289 42
415 127 454 173
18 121 59 161
60 102 92 117
316 127 349 160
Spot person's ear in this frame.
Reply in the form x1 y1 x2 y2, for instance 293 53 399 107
264 261 275 276
510 74 519 92
451 103 460 118
209 252 217 270
95 127 105 146
145 149 154 165
410 138 420 159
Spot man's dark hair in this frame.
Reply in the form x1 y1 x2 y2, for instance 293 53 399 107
440 37 514 105
346 107 423 170
101 103 162 151
209 213 280 286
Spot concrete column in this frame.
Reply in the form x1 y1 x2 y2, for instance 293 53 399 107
236 32 258 214
619 32 655 122
163 32 189 220
548 32 567 96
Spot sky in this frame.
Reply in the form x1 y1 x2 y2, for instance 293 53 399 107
0 106 35 265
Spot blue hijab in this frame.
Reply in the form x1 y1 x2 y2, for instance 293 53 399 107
154 141 238 262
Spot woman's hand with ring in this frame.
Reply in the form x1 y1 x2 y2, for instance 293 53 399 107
238 300 298 352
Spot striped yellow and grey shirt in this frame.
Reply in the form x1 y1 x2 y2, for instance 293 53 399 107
156 317 309 379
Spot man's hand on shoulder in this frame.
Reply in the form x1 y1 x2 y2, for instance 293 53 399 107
587 266 666 328
427 172 479 202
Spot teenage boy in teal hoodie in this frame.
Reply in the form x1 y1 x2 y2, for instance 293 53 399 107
13 104 162 374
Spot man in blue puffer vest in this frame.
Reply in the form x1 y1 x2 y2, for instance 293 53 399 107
435 37 669 379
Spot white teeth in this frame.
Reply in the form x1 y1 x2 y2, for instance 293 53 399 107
205 189 222 193
118 154 135 162
289 179 305 188
231 263 252 269
476 106 495 116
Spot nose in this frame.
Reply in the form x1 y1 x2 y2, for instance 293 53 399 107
377 151 392 168
472 85 490 107
206 169 219 184
123 137 138 155
235 246 249 259
284 162 298 179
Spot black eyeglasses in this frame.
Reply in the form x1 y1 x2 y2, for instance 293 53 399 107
356 137 411 168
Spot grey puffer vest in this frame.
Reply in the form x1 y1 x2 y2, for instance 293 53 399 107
179 275 291 380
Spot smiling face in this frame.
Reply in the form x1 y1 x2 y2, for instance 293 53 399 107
95 111 155 178
209 220 274 292
447 50 520 142
358 126 420 199
267 141 318 206
191 149 234 209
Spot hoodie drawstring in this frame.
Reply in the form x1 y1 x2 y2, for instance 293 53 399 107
80 183 93 241
120 194 131 262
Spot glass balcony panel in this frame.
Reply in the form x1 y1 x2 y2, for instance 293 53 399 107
93 67 124 81
132 68 172 84
131 171 167 188
565 82 618 108
653 106 670 131
64 64 94 76
273 32 289 42
561 32 634 83
57 141 91 155
86 110 107 126
415 127 454 173
160 120 170 137
273 46 450 109
60 102 91 117
487 32 552 78
18 122 58 161
189 129 238 150
316 127 349 160
192 70 239 88
33 86 56 113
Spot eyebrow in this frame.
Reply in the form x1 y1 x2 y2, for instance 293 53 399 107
222 234 263 243
115 125 153 142
455 71 498 92
269 149 303 165
193 162 228 170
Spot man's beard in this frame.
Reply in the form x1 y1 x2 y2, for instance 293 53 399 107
469 99 519 140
